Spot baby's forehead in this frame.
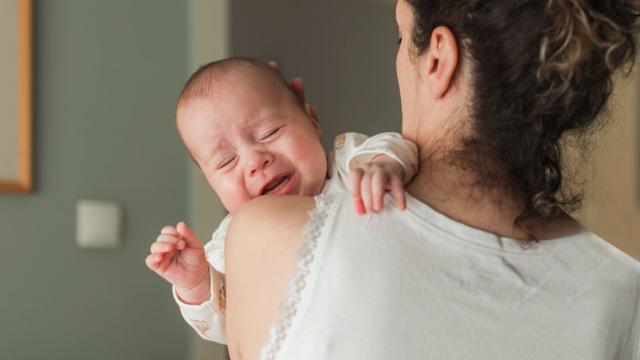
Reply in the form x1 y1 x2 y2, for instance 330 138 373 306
178 62 304 133
212 71 301 116
217 65 293 99
179 57 299 109
179 91 293 133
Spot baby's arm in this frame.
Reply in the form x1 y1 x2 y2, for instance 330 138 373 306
333 132 418 214
145 222 228 344
172 265 228 344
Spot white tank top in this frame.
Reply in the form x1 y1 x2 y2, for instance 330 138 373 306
259 192 640 360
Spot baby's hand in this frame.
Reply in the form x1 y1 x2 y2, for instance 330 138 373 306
348 154 406 215
145 222 210 300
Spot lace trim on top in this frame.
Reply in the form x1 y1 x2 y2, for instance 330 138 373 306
259 193 336 360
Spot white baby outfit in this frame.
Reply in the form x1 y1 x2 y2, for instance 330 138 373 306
172 132 418 345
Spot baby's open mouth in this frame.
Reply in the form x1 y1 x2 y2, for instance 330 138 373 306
261 174 292 195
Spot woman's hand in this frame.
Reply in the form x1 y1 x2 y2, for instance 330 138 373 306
145 221 211 304
349 154 407 215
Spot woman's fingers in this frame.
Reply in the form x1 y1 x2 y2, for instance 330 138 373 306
309 105 318 119
290 77 306 104
267 70 315 124
266 60 306 104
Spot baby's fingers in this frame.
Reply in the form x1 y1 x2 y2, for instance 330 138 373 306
348 169 365 215
371 171 387 212
176 222 202 250
155 250 178 274
150 241 177 255
360 174 373 213
161 226 177 236
389 176 406 210
145 253 164 270
156 233 185 250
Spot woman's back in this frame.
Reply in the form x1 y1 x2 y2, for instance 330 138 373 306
227 193 640 360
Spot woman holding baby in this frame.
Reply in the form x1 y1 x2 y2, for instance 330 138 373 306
221 1 640 359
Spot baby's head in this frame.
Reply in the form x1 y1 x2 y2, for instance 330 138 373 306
176 57 328 214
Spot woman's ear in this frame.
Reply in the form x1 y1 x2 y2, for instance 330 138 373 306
418 26 459 99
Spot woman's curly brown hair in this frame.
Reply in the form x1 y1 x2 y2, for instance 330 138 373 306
406 0 640 238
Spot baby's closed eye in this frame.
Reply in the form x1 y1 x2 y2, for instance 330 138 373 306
259 128 280 141
218 155 237 169
257 125 286 142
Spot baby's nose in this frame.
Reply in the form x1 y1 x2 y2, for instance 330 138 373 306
247 152 274 176
249 159 271 176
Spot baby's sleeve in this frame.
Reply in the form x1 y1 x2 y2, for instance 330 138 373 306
172 217 231 345
172 265 227 344
333 132 418 184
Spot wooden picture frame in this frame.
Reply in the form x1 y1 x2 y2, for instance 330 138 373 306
0 0 32 193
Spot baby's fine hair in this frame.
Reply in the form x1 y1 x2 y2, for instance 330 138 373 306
177 57 299 108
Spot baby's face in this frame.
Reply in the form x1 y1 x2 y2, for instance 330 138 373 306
177 74 327 214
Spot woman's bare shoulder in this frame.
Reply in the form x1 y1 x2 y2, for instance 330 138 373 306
230 195 316 237
224 195 316 360
225 195 316 273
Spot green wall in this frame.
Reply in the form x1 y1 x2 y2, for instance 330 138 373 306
0 1 191 358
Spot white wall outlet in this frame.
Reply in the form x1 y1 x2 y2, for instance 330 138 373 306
76 199 122 249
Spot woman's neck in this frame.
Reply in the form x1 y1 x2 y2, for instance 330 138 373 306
406 160 583 241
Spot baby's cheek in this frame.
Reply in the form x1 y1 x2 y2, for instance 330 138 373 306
214 183 250 214
302 161 327 196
